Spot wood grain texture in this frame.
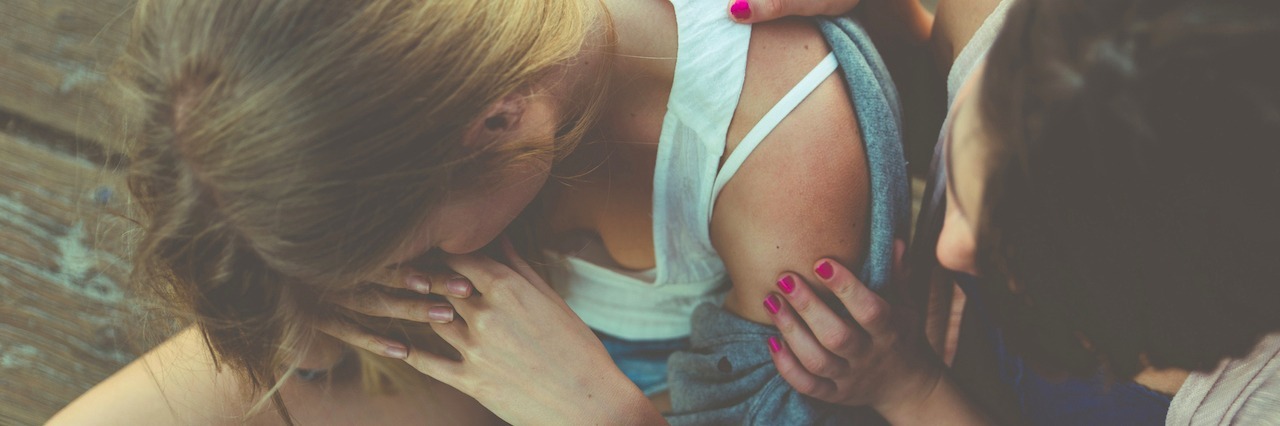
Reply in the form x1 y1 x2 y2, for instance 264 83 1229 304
0 0 134 153
0 131 147 426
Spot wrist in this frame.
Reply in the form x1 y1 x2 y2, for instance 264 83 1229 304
875 369 989 426
857 0 934 45
873 362 946 424
578 370 666 426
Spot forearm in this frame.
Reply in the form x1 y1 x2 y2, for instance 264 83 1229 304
605 385 670 426
562 369 667 426
877 372 991 426
856 0 936 46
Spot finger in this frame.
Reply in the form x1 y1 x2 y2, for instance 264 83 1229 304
368 265 475 298
402 267 476 298
766 293 851 378
892 238 907 287
428 320 469 356
892 238 915 307
314 317 409 360
426 274 476 298
815 259 893 337
336 290 456 324
442 254 516 296
775 273 867 358
767 336 838 399
402 345 465 388
727 0 862 24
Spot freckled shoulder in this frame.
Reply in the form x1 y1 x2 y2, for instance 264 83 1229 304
711 18 871 325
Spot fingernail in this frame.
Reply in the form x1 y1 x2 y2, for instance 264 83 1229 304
768 336 782 353
816 261 834 280
729 0 751 21
446 278 471 297
382 341 409 359
764 294 781 314
777 276 796 294
406 275 431 294
427 306 454 323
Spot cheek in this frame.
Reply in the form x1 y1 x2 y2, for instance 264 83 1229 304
431 149 552 255
434 204 499 255
291 333 347 370
936 207 979 276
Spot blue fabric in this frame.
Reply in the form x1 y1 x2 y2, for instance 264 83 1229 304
596 330 689 396
666 304 884 425
824 17 911 294
665 16 910 425
955 276 1172 425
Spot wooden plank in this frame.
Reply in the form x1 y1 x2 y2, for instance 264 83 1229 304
0 0 135 152
0 131 149 425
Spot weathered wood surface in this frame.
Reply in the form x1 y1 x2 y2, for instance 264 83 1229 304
0 131 144 426
0 0 134 153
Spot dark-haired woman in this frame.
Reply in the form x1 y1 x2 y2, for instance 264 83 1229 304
742 0 1280 424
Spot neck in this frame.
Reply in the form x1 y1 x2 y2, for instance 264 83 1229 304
553 0 676 164
556 0 677 98
595 0 678 82
1134 365 1190 397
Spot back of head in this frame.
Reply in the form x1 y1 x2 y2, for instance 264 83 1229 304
977 0 1280 379
115 0 596 416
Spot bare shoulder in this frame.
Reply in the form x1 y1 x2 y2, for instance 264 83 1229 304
712 18 870 324
933 0 1006 67
47 326 269 426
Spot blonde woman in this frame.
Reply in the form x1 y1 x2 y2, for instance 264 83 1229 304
50 0 912 423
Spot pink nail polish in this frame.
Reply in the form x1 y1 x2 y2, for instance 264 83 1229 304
777 276 796 294
446 278 471 297
816 261 834 280
764 294 781 314
768 336 782 353
730 0 751 21
427 306 454 323
407 275 430 294
383 341 409 359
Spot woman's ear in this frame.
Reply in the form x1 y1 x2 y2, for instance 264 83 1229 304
463 93 526 149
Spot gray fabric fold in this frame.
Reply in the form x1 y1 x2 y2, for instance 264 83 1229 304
666 16 910 425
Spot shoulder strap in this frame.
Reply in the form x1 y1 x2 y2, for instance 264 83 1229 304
708 52 839 219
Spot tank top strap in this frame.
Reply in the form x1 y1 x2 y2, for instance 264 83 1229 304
708 52 839 220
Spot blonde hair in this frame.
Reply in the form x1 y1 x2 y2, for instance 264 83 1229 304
115 0 608 420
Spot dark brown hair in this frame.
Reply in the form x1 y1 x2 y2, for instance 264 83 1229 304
975 0 1280 380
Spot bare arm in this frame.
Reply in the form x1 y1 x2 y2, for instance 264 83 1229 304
709 19 991 423
931 0 1005 71
766 260 991 425
47 326 265 426
713 19 869 327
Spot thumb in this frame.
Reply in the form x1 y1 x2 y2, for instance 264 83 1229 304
727 0 862 24
892 239 908 287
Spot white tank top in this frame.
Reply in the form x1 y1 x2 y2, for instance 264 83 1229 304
548 0 839 340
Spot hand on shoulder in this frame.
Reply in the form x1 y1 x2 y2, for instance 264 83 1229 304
724 0 933 45
763 256 991 425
